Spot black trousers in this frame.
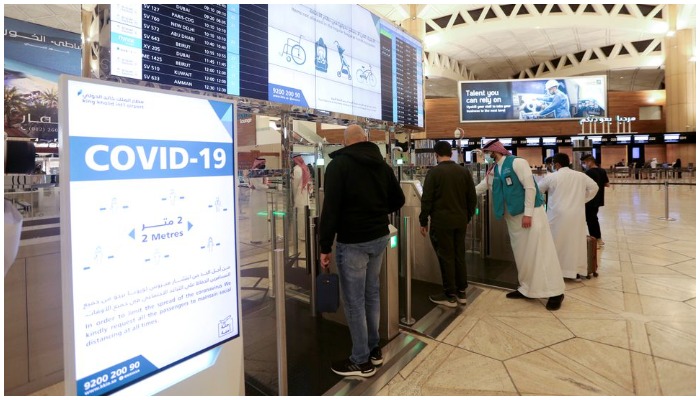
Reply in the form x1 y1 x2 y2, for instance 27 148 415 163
585 204 601 239
429 226 468 296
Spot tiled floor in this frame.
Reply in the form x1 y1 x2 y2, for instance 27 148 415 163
28 185 695 396
376 184 696 396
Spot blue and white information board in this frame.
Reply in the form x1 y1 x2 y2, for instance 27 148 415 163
59 76 239 396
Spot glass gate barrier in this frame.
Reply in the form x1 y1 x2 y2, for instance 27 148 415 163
397 162 519 330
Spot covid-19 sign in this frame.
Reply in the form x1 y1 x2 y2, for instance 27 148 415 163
59 76 240 395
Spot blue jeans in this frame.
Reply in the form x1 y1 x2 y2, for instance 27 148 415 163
335 235 389 364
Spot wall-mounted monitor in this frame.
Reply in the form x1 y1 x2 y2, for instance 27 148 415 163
588 135 603 144
542 137 557 146
4 17 82 142
664 133 680 142
458 75 607 123
617 135 632 144
500 138 513 146
525 137 541 146
634 134 649 143
105 4 423 127
632 147 641 159
110 5 239 95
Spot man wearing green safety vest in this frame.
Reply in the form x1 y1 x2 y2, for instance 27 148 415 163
475 139 565 310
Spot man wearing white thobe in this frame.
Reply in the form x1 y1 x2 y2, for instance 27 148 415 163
476 139 565 310
538 153 598 280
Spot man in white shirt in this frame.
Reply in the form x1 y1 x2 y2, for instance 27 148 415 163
538 153 599 280
475 139 565 311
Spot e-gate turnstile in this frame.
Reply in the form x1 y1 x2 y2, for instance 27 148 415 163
321 225 400 341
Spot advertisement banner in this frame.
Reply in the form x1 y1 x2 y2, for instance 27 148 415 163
459 76 607 123
4 17 81 141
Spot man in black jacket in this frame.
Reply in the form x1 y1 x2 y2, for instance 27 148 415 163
319 124 405 378
581 154 610 247
419 141 477 307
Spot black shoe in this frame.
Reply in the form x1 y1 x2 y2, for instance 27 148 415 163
457 290 468 305
546 294 565 311
506 290 526 299
429 293 457 308
369 347 383 366
331 358 376 377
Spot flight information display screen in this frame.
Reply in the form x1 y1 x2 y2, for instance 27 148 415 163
267 4 423 126
108 4 423 127
111 4 239 95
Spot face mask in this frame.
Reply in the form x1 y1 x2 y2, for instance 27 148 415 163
484 153 495 163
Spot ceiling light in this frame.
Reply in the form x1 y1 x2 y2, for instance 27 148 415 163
424 35 440 47
666 30 676 37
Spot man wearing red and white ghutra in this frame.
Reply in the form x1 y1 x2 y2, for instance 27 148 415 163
475 139 565 310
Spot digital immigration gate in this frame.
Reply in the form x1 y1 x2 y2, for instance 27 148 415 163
399 177 518 300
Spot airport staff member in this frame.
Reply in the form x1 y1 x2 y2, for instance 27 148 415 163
538 153 598 280
475 139 565 311
537 79 571 118
419 141 477 308
319 124 405 378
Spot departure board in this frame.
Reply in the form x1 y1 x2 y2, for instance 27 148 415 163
394 38 421 126
107 4 424 127
377 21 423 127
111 4 239 95
379 34 393 123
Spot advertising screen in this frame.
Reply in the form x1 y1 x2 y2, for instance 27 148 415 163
4 17 82 142
60 76 239 395
267 4 423 126
459 76 607 123
107 4 423 127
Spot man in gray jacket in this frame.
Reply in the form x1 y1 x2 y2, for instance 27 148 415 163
419 141 477 307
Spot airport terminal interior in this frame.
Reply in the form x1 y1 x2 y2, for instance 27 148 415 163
3 3 697 397
24 183 698 396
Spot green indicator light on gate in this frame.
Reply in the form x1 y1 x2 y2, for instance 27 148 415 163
390 235 398 248
256 211 268 217
475 208 479 216
272 211 286 216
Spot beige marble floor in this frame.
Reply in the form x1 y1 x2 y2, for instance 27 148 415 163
29 186 695 396
377 185 696 396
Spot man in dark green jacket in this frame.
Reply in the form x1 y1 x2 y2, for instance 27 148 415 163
319 124 405 378
419 141 477 307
